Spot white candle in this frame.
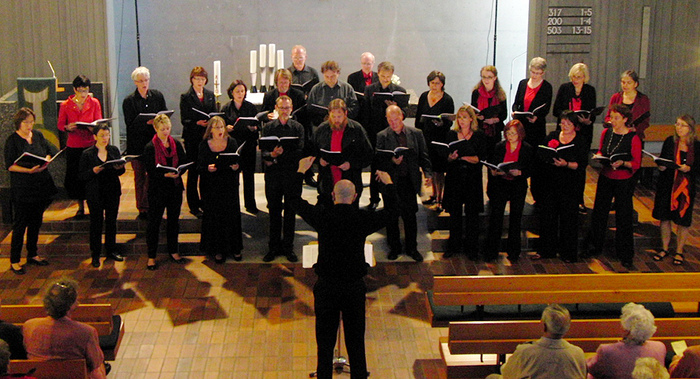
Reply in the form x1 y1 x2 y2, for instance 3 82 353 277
250 50 257 74
268 44 276 67
277 50 284 71
259 44 267 67
213 60 221 96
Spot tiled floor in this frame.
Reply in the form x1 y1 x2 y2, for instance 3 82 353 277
0 164 697 378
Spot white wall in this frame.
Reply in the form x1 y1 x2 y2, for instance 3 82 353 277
110 0 529 136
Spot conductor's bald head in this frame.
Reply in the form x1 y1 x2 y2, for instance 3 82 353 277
332 180 357 205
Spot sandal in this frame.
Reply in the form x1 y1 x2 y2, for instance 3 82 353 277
652 250 668 261
673 253 684 266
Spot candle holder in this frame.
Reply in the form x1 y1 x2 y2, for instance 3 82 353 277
259 66 267 93
250 72 257 93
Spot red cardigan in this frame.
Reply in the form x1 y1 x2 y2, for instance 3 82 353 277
57 95 102 148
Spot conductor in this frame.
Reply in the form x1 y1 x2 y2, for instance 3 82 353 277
292 156 397 379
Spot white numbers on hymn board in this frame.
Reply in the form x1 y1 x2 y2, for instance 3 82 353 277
546 7 593 35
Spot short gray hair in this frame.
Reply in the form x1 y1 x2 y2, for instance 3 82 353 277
621 303 657 345
43 278 79 319
131 66 151 81
0 339 9 375
529 57 547 71
542 304 571 337
632 357 669 379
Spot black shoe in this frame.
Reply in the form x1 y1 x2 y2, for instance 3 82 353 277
285 251 298 263
169 254 186 264
443 250 457 259
104 362 111 375
74 209 86 219
27 257 49 266
422 196 436 205
190 210 203 219
147 263 158 271
214 254 225 264
621 261 635 270
107 253 124 262
578 204 587 214
245 207 259 214
406 250 424 262
365 202 379 211
10 265 25 275
262 251 277 262
137 211 149 220
387 251 400 261
232 252 243 262
91 257 100 268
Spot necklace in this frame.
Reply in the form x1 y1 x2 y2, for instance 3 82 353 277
605 131 625 155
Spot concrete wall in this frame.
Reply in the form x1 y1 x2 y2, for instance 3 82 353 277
110 0 530 136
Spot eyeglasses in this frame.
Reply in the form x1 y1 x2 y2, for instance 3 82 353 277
277 106 292 110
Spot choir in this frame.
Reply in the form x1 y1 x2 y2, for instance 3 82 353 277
7 49 699 275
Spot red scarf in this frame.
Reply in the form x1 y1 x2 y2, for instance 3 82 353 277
503 141 521 180
477 86 499 111
152 134 179 168
671 141 694 217
569 97 582 111
330 127 345 184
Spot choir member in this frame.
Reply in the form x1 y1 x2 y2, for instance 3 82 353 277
534 111 588 262
376 105 432 262
605 70 651 141
4 108 56 274
442 105 486 259
415 70 455 210
471 65 507 159
651 115 699 266
586 104 642 270
58 75 102 218
512 57 552 205
261 96 305 263
288 45 320 94
197 116 242 263
484 120 533 263
179 66 215 218
261 69 306 119
363 61 407 210
312 98 372 207
222 80 259 214
552 62 597 213
307 61 359 126
347 52 378 94
79 125 125 268
143 114 188 270
122 66 167 220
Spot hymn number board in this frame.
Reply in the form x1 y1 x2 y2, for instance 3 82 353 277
546 6 593 54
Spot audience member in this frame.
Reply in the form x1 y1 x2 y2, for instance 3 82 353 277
632 357 669 379
587 303 666 379
23 278 107 379
669 345 700 378
495 304 586 379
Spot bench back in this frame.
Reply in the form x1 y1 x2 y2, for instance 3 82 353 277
447 318 700 355
9 359 88 379
1 304 114 336
432 273 700 306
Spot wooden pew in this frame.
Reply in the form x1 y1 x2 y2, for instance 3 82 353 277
0 303 124 361
428 273 700 326
440 318 700 379
8 359 87 379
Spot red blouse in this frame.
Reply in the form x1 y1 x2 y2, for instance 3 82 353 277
57 95 102 148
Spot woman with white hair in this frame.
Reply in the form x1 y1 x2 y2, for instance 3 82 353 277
632 357 670 379
587 303 666 379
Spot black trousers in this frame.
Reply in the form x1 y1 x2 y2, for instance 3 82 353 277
87 195 120 259
448 205 480 257
485 181 527 261
588 174 636 264
264 171 297 253
147 190 182 259
314 277 368 379
65 147 87 200
386 176 418 253
539 190 579 260
10 200 49 264
184 140 201 213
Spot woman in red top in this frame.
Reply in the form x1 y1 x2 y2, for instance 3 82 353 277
586 104 642 270
605 70 651 140
57 75 102 217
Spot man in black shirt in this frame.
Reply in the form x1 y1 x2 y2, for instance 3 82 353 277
288 45 320 95
292 156 397 379
260 96 305 263
122 67 168 220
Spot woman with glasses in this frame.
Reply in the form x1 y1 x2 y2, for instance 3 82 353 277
471 65 507 159
58 75 103 218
